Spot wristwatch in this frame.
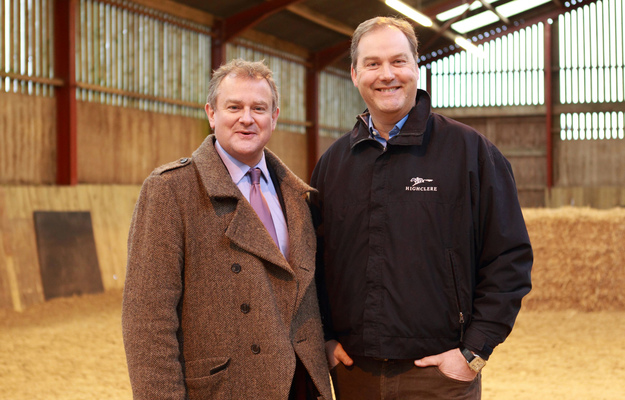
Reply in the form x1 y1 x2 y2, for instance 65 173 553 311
460 346 486 372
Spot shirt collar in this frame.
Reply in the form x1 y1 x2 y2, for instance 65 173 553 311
368 112 410 140
215 140 270 184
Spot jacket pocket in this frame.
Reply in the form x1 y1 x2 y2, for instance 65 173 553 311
185 357 231 400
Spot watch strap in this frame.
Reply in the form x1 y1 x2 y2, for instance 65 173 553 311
460 346 476 362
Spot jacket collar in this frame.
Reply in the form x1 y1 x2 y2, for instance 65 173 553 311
191 135 315 284
350 89 432 149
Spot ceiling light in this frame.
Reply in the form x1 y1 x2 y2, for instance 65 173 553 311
451 11 499 34
448 0 551 34
496 0 552 17
385 0 433 27
437 0 497 22
436 3 471 22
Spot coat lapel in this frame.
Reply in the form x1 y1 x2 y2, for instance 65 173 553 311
264 149 317 313
192 136 305 276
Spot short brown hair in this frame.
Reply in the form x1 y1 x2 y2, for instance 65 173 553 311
206 59 279 113
351 17 419 69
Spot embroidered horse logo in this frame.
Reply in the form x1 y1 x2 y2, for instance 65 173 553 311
410 177 434 186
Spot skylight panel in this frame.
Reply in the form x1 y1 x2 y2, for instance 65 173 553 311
437 3 471 22
437 0 497 22
496 0 552 18
451 11 500 34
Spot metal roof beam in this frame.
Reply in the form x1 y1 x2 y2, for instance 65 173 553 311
222 0 304 41
422 0 471 18
287 4 354 37
477 0 511 25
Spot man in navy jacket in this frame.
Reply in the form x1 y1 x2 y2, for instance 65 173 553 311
311 16 532 400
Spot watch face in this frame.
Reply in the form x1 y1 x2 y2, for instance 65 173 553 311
469 357 486 372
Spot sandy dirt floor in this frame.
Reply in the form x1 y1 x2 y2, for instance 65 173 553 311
1 290 624 400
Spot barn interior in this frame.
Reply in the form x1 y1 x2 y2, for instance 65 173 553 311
1 0 624 399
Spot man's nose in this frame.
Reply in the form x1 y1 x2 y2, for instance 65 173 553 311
380 63 395 80
239 108 254 124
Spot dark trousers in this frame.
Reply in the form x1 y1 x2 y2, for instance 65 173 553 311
289 356 318 400
330 356 481 400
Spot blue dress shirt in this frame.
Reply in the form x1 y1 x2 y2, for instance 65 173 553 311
368 113 410 147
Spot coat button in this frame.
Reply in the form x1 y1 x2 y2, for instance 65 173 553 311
180 157 189 164
251 344 261 354
240 303 251 314
231 263 241 273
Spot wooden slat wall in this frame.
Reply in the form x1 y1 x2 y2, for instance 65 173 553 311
0 92 56 184
445 112 547 207
318 69 365 139
227 39 307 134
266 129 308 181
77 100 208 183
546 187 625 208
76 0 211 119
0 185 141 311
0 0 56 96
554 138 625 186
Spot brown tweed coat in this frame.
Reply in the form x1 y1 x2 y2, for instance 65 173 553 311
122 135 332 400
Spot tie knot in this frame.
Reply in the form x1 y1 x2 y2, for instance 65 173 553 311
249 167 262 185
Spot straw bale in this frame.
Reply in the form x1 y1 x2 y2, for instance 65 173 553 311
522 207 625 311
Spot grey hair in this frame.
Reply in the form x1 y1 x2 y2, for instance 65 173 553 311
206 59 279 113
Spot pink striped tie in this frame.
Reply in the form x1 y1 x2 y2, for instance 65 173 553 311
248 168 279 246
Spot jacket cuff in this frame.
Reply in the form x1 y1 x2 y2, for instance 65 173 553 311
462 327 495 360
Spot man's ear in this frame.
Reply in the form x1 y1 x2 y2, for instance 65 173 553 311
271 107 280 130
205 103 215 130
351 65 358 87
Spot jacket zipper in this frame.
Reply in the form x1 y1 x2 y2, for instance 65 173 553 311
448 251 465 341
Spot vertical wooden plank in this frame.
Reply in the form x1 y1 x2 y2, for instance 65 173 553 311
43 0 49 96
34 0 41 95
163 21 169 101
0 0 4 79
122 5 128 98
148 10 154 109
545 21 554 189
11 0 18 91
19 0 25 93
105 2 111 102
306 60 319 181
116 4 122 93
129 4 136 107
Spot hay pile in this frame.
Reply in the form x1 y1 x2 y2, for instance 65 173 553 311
522 207 625 311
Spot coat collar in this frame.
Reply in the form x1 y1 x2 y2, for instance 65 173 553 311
191 136 315 290
192 135 312 201
350 89 432 149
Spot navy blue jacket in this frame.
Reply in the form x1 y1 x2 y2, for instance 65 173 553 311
311 90 532 360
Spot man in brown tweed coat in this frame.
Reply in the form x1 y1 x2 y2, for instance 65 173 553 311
122 59 332 400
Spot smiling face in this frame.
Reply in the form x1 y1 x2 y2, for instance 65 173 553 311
205 74 279 166
351 25 419 127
